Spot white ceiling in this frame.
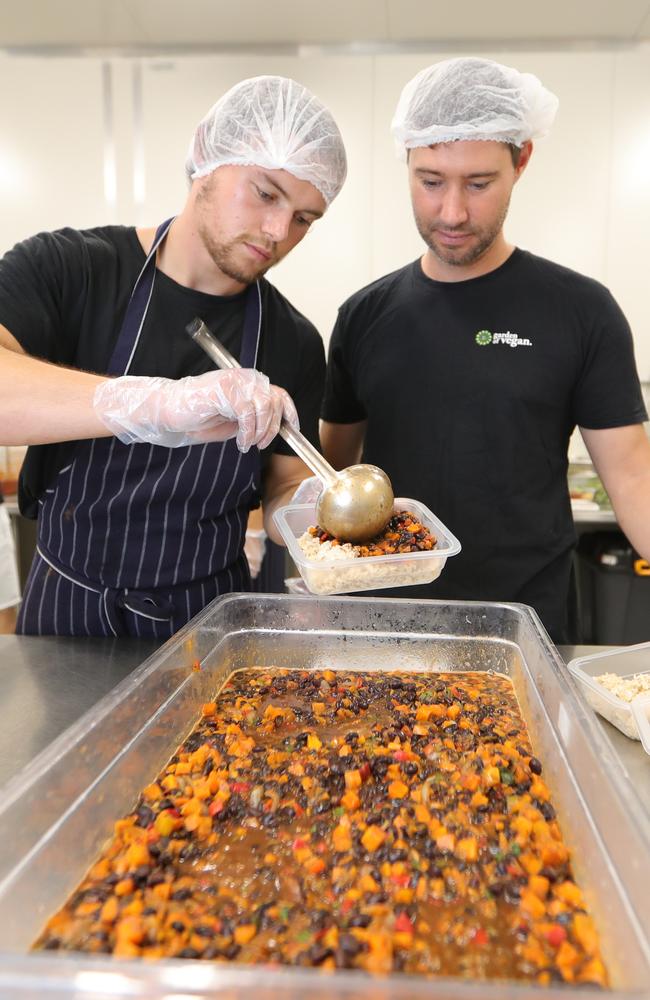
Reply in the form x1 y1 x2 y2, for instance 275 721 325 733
3 0 650 50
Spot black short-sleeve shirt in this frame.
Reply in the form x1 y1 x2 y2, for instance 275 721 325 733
322 249 647 641
0 226 325 509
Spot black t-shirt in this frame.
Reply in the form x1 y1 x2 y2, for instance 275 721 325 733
322 249 647 642
0 226 325 511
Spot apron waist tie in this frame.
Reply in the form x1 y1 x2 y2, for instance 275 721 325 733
36 544 200 636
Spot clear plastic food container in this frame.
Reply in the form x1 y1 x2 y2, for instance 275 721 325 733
568 642 650 751
273 497 461 595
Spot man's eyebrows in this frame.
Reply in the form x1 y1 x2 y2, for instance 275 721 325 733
414 167 499 179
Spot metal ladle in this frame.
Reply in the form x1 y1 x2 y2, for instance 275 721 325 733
186 318 394 542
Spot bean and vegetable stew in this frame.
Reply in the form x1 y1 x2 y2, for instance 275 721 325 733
35 668 607 987
309 510 438 556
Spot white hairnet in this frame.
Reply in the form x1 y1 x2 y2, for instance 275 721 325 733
186 75 347 205
391 57 559 158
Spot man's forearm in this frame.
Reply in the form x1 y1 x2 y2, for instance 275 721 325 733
607 474 650 561
0 346 109 445
262 480 305 545
583 424 650 562
262 454 312 546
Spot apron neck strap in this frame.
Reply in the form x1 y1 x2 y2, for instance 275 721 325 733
107 217 175 376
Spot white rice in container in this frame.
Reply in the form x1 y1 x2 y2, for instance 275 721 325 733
595 672 650 703
297 533 359 562
296 530 445 595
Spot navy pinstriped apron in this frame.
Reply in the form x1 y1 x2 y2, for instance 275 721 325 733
17 219 262 638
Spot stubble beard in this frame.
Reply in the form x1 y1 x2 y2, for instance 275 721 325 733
415 198 510 268
198 222 276 286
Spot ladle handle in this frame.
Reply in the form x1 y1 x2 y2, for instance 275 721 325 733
186 317 337 487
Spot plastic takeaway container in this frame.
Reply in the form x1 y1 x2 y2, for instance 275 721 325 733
568 641 650 753
273 497 461 596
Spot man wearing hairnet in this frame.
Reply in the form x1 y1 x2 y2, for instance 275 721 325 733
0 76 347 637
320 57 650 643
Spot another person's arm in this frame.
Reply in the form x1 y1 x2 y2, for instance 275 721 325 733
0 492 20 633
582 423 650 560
320 301 368 470
244 506 266 579
320 418 366 470
259 308 327 543
261 453 313 545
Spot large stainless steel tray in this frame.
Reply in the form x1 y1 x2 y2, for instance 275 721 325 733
0 595 648 999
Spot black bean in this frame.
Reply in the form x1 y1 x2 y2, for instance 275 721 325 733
308 908 330 929
308 943 334 964
312 799 331 814
339 933 362 956
171 888 192 901
348 912 372 928
135 804 155 828
194 925 216 938
503 883 522 905
529 756 543 775
171 920 186 933
177 947 200 959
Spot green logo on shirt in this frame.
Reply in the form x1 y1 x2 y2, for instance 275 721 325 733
475 328 532 348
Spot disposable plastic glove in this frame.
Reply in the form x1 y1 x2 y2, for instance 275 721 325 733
244 528 266 579
290 476 324 505
93 369 298 453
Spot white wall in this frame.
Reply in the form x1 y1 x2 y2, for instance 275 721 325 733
1 46 649 382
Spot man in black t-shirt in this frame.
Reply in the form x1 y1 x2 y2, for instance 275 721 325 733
320 58 650 642
0 76 347 637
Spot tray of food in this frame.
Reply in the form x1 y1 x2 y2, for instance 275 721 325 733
0 596 648 999
568 642 650 749
273 498 461 595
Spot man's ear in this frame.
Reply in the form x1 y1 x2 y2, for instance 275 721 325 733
515 141 533 181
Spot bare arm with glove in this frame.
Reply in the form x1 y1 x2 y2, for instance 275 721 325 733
0 329 297 453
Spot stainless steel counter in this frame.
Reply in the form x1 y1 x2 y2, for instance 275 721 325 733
0 635 159 785
0 635 647 825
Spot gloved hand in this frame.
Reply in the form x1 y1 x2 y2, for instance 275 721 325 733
93 369 298 453
244 528 266 579
290 476 324 505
